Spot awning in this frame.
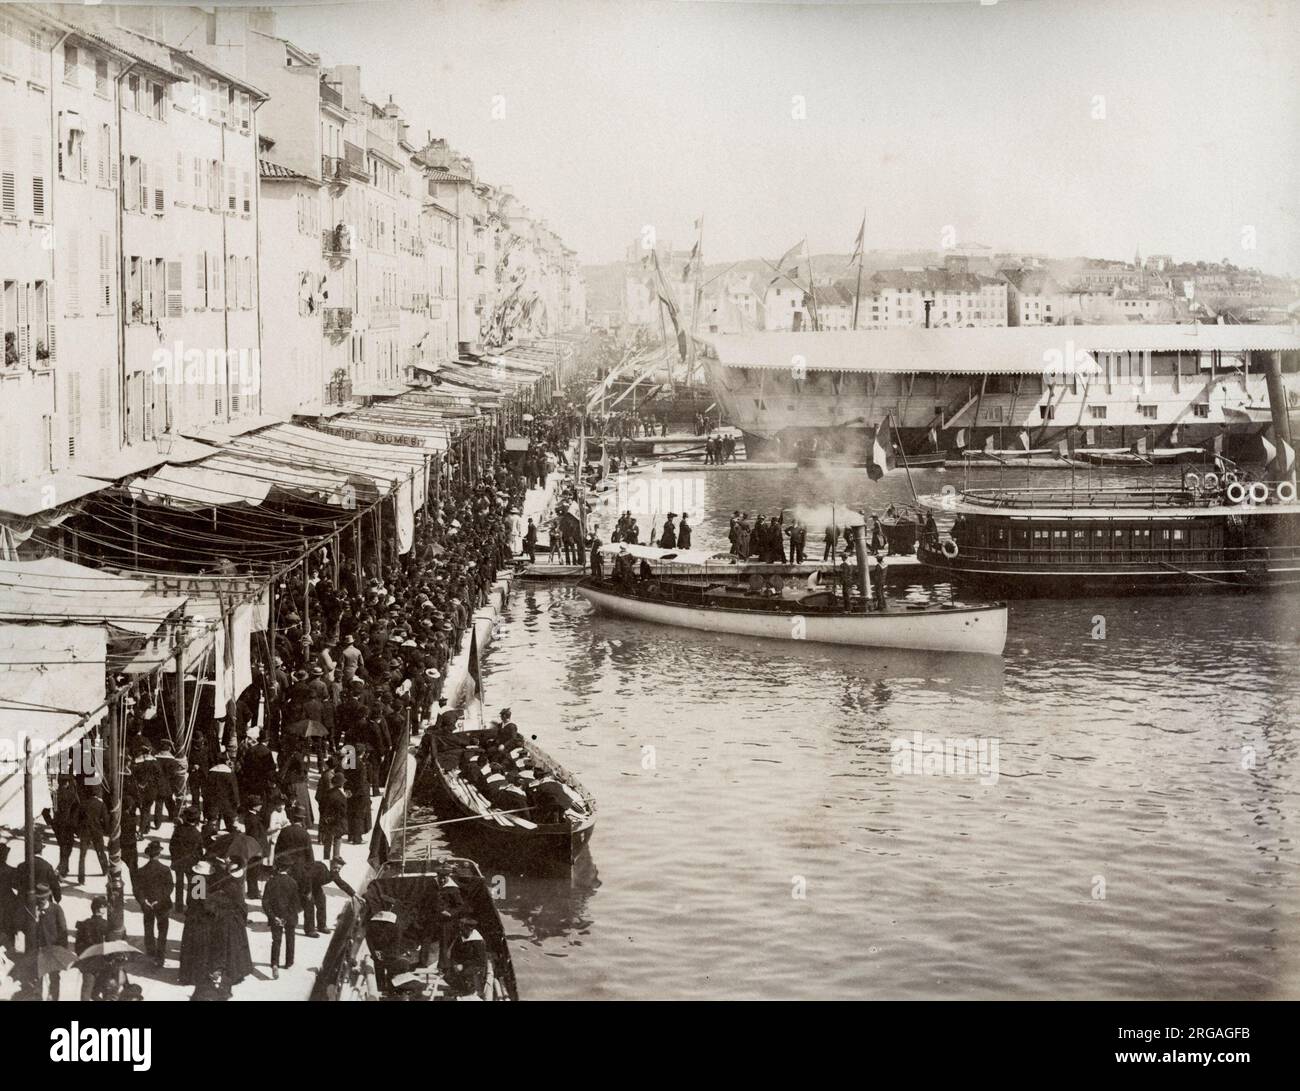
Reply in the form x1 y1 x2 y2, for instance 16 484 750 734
0 557 190 635
0 623 108 828
81 438 219 482
126 463 273 508
0 473 105 518
178 413 284 445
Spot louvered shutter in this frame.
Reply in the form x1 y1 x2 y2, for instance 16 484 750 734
196 252 206 308
31 135 45 217
16 285 29 366
138 160 148 212
97 124 107 184
154 160 164 212
99 232 111 310
67 372 81 459
226 163 236 211
165 260 182 316
66 231 80 316
1 127 15 214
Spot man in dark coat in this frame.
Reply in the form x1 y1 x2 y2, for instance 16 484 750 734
153 744 184 823
658 514 677 549
588 534 603 579
273 809 315 895
677 514 692 549
167 809 200 919
261 859 301 976
42 776 80 876
204 756 240 832
239 733 278 802
132 747 164 831
317 772 348 865
75 787 109 885
133 840 173 966
302 854 356 938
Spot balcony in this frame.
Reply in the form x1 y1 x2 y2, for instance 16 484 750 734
322 224 353 260
342 140 368 182
323 307 353 335
321 155 347 185
319 80 343 110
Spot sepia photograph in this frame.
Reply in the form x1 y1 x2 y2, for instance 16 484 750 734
0 0 1296 1056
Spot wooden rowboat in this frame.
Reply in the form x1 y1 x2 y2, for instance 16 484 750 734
418 734 596 875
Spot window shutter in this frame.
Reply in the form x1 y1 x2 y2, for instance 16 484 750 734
138 160 148 212
31 135 45 217
97 124 107 184
154 160 164 212
165 260 182 316
196 252 206 308
66 230 80 316
16 285 29 366
241 168 250 212
46 320 55 365
109 130 118 186
192 156 202 207
141 257 153 320
99 232 111 310
67 372 81 458
0 126 15 214
153 258 164 319
98 368 110 433
226 163 236 211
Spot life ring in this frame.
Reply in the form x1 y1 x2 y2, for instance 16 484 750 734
1248 481 1270 504
1202 472 1219 490
1277 481 1298 502
940 539 959 559
1225 481 1248 504
1183 472 1201 493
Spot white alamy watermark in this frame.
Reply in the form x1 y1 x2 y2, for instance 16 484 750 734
890 731 1000 785
49 1024 151 1072
0 735 102 785
613 471 705 518
151 342 260 395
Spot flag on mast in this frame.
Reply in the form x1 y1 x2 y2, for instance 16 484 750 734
767 239 804 287
849 215 865 265
868 416 897 481
955 428 967 450
1261 434 1277 464
462 623 485 731
1283 440 1296 474
1018 429 1031 451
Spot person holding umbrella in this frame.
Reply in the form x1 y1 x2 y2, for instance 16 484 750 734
73 896 113 999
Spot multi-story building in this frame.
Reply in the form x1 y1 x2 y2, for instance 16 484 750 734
1 6 264 498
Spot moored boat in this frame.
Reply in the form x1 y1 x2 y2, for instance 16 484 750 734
577 527 1008 656
916 477 1300 595
417 732 596 874
312 856 519 1001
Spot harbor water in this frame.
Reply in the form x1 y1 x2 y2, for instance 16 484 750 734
413 464 1300 999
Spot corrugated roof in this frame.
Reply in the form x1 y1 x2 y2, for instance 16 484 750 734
702 325 1300 374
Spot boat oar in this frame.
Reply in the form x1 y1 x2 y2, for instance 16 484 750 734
401 808 539 829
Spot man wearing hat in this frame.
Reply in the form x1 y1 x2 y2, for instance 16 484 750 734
302 854 356 938
447 915 487 998
75 785 109 886
677 513 692 549
72 895 111 999
30 882 69 1000
205 749 240 833
170 807 203 914
133 840 173 966
273 807 315 897
261 859 302 976
659 513 678 549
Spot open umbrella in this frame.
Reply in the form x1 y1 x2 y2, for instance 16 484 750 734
212 831 264 863
74 940 146 976
284 718 329 739
18 945 78 979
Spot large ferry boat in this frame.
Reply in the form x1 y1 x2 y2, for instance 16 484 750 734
915 477 1300 596
698 325 1300 463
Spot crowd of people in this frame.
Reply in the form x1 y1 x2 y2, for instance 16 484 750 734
0 418 574 1001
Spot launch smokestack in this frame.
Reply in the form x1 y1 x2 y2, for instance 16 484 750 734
851 523 872 609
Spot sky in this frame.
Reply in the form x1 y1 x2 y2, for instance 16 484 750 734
275 0 1300 274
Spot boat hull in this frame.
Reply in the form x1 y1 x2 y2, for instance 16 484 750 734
917 547 1300 597
575 580 1007 655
